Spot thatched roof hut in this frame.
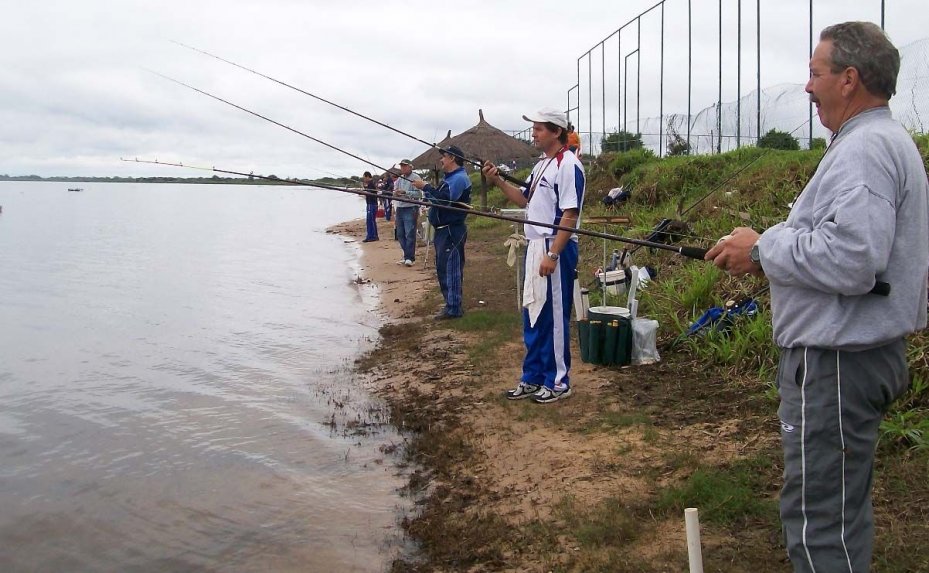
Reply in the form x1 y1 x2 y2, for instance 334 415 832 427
411 130 454 171
411 110 537 171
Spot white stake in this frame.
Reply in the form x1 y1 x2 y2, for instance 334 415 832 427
685 507 704 573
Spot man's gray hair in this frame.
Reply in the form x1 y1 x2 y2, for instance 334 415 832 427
820 21 900 100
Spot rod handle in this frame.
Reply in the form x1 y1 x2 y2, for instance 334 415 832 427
679 245 708 260
676 245 889 296
499 172 526 186
475 157 525 187
870 281 891 296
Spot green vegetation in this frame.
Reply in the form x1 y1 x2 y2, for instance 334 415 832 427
585 410 652 432
609 147 657 179
388 136 929 572
654 456 779 526
809 136 827 150
581 138 929 453
555 496 640 548
758 128 801 150
444 304 521 368
601 130 644 153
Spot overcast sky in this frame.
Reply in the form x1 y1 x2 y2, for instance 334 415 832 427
1 0 925 179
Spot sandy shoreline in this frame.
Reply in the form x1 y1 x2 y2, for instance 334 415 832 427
329 217 436 321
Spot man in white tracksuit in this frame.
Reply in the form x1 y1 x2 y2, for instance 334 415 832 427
483 108 586 404
707 22 929 572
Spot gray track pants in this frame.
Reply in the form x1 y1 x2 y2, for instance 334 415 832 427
777 341 908 572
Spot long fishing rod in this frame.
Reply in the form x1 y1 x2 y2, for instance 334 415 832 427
143 72 889 294
147 69 460 198
682 118 815 218
624 117 815 260
123 157 890 295
171 40 528 187
120 157 712 259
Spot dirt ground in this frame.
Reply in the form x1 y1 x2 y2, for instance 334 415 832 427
333 214 923 573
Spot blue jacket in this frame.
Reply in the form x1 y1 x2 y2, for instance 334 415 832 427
423 167 471 227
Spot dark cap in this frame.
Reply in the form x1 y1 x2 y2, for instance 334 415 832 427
399 158 413 166
438 145 465 164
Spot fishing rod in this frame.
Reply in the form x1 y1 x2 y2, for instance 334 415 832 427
123 157 890 295
146 69 458 198
144 73 889 294
120 157 712 260
684 118 815 218
620 118 816 263
171 40 528 187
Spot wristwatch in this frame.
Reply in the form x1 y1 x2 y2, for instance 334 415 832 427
749 241 762 268
547 251 559 261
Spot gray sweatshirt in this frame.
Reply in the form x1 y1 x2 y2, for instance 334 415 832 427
758 107 929 350
393 172 423 208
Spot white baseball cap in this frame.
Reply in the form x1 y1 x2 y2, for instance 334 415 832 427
522 107 568 129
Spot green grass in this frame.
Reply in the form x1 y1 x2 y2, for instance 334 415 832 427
555 495 640 548
880 408 929 451
654 455 778 526
442 308 521 367
585 410 651 432
578 140 929 450
512 399 571 426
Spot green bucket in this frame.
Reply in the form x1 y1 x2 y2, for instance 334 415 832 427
588 321 604 365
587 307 633 366
578 320 591 363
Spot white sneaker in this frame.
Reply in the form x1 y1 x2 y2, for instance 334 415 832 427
396 259 406 265
404 259 414 267
505 382 540 400
531 386 572 404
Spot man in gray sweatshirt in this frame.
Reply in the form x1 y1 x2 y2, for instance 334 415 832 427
706 21 928 572
393 159 423 266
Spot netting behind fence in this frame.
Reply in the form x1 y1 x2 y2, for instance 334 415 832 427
579 37 929 156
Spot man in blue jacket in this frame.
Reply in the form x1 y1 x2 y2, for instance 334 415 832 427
413 145 472 319
706 22 928 572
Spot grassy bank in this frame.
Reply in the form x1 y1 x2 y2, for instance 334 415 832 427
361 138 929 572
581 137 929 452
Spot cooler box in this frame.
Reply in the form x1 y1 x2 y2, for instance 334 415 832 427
578 306 633 366
598 269 627 295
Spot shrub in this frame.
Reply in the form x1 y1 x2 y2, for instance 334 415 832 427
601 130 643 153
610 148 656 179
809 137 827 150
758 129 800 150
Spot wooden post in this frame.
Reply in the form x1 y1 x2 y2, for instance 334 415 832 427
480 171 488 210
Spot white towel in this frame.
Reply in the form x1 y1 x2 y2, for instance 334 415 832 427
503 232 527 267
523 239 548 327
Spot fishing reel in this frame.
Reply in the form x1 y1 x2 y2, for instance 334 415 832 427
593 247 657 296
643 218 689 246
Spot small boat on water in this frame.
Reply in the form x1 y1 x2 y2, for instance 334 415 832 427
67 188 83 192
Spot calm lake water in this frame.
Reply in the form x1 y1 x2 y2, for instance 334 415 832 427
0 182 410 572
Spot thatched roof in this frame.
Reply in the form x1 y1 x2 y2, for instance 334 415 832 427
411 110 538 170
411 130 454 170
